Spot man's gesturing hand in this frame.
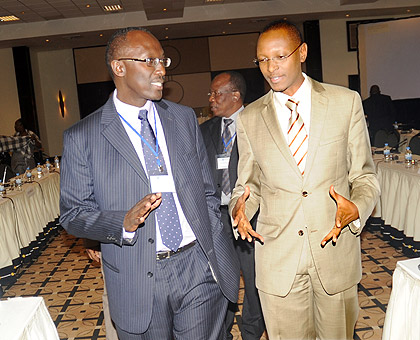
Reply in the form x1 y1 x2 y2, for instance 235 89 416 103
123 193 162 232
232 186 264 243
321 185 359 247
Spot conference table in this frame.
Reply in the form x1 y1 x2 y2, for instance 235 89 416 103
0 296 59 340
382 257 420 340
372 152 420 242
0 168 60 283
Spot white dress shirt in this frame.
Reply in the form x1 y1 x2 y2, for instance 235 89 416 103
114 90 196 251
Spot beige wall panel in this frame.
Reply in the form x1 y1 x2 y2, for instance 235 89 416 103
163 73 211 109
74 46 111 84
162 38 210 75
209 33 258 71
31 49 80 157
0 48 21 136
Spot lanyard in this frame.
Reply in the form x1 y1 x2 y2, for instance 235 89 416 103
118 108 163 171
222 132 236 153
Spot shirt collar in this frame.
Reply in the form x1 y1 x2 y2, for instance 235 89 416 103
113 90 154 117
223 105 243 123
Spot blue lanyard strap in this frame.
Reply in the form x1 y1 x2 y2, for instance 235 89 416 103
118 111 162 169
222 132 236 153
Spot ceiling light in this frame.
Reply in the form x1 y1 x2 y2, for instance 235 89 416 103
407 9 411 12
86 4 91 8
165 27 169 30
104 5 122 12
0 15 20 21
163 8 167 11
345 14 350 17
228 22 232 25
99 33 103 37
46 39 50 42
204 0 224 3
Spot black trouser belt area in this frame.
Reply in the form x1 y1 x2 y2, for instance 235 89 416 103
156 240 197 260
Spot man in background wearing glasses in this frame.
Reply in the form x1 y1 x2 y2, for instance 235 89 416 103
60 27 239 340
229 20 379 339
200 72 265 340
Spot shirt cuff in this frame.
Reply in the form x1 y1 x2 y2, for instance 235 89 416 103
122 228 136 240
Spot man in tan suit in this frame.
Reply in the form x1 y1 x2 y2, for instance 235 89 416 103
230 20 380 340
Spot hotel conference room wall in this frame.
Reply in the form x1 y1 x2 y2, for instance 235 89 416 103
74 32 263 119
0 17 394 157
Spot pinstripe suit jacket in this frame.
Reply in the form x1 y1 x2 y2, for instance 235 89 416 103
60 97 240 334
200 116 239 196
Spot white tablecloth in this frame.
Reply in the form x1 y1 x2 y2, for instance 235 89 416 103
382 258 420 340
0 296 59 340
0 171 60 272
372 154 420 241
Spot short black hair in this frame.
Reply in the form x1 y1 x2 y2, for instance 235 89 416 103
105 27 151 78
224 71 247 100
261 20 303 45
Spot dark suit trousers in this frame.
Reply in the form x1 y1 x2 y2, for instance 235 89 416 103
220 206 265 340
115 243 227 340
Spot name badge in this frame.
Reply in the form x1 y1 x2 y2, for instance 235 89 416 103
216 153 230 170
150 175 176 193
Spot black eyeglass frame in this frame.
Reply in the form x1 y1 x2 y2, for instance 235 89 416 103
253 42 304 67
117 57 171 68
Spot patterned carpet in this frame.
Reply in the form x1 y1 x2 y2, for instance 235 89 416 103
0 223 413 340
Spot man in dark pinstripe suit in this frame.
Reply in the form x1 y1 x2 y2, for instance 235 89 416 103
60 27 240 340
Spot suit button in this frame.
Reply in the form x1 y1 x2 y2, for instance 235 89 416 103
298 230 304 236
302 191 308 197
148 238 154 244
147 272 153 278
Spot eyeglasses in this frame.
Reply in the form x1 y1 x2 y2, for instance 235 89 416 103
117 57 171 68
207 90 237 98
253 42 303 67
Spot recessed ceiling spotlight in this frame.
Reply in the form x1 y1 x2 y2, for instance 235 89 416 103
407 9 411 12
228 22 232 25
345 14 350 17
46 39 50 42
222 31 226 34
204 0 224 3
99 33 103 37
165 27 169 30
163 8 167 11
86 4 91 8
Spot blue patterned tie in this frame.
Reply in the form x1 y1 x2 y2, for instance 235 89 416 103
138 109 183 251
221 118 234 195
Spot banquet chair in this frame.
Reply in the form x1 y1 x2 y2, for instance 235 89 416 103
0 164 14 182
408 134 420 155
373 129 400 149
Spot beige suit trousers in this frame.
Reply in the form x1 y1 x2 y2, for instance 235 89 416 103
258 232 359 340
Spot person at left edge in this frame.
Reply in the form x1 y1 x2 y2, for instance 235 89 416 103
59 27 240 340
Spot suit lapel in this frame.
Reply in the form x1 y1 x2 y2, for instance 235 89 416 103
100 98 148 185
261 91 301 177
209 117 223 154
304 79 328 183
155 100 177 180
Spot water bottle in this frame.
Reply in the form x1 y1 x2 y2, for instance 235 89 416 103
15 173 22 190
37 163 43 178
393 121 398 130
54 155 60 169
45 159 51 172
0 180 5 197
25 167 32 182
405 147 413 168
383 143 391 162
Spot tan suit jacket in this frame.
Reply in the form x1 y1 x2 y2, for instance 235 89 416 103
229 77 380 297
